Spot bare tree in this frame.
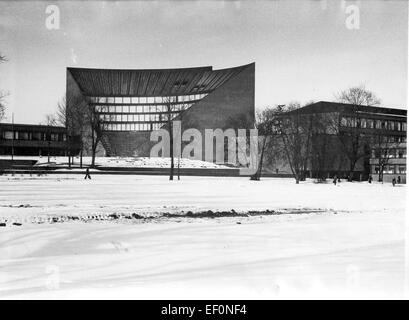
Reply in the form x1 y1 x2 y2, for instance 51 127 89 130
88 104 111 168
57 96 89 167
0 53 8 122
38 113 59 163
309 112 342 181
275 103 314 184
335 85 381 180
250 107 279 181
163 96 180 180
43 113 58 126
0 91 7 122
371 132 400 182
175 101 191 180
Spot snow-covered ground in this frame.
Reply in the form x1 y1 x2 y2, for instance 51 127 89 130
1 155 228 169
0 175 407 299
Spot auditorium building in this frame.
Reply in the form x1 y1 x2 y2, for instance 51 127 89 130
67 63 255 158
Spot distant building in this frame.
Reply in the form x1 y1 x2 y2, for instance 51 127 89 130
0 123 80 157
66 63 255 158
275 101 407 182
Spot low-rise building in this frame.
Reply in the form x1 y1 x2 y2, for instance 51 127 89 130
0 123 80 157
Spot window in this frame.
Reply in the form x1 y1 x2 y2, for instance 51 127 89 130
32 132 42 140
386 165 395 174
402 123 407 132
3 131 13 139
398 149 406 158
398 165 406 174
19 132 29 140
140 97 147 103
373 166 380 174
123 97 131 104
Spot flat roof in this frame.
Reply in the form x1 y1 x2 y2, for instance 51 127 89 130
0 123 67 131
288 101 407 117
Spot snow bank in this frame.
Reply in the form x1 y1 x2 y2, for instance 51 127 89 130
0 155 229 169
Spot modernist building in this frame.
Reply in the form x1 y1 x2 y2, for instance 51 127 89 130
0 123 80 157
67 63 255 158
275 101 407 182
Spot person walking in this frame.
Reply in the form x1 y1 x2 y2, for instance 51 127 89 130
84 167 91 180
392 177 396 186
368 175 373 184
333 175 337 185
397 176 401 184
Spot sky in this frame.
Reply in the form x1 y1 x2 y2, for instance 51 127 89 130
0 0 407 124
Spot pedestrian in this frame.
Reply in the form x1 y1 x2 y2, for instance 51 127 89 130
368 175 372 184
333 175 337 185
84 167 91 180
392 177 396 186
397 176 401 184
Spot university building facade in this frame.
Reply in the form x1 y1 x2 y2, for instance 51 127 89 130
275 101 407 182
0 123 80 157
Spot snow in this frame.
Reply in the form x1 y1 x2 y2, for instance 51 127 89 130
1 155 228 169
0 175 406 299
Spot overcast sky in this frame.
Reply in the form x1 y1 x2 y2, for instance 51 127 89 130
0 0 407 124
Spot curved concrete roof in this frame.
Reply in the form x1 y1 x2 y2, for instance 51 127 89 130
67 63 254 97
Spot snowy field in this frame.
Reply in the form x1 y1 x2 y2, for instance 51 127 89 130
0 175 407 299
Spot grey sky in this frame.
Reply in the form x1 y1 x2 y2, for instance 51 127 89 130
0 0 407 124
